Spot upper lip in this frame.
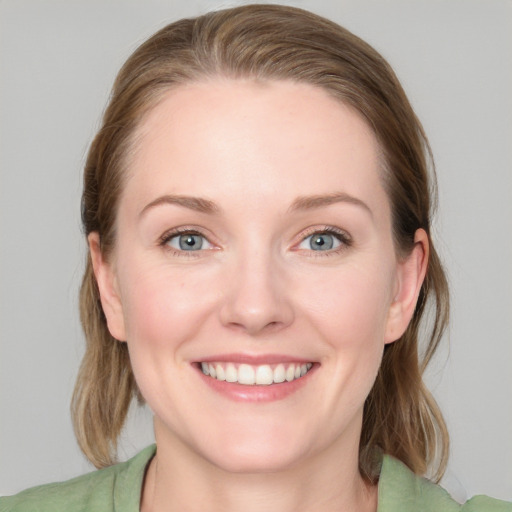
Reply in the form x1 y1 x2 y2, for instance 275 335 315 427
195 353 315 365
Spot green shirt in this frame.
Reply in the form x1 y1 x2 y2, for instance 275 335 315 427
1 445 510 511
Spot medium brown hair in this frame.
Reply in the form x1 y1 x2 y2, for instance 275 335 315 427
73 4 449 480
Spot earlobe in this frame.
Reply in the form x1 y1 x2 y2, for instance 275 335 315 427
384 229 429 344
88 232 127 342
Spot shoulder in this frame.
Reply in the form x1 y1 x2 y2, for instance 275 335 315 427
461 496 512 512
0 445 156 512
378 455 512 512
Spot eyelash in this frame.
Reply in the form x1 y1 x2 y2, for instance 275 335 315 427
158 225 352 257
159 227 212 258
297 226 352 257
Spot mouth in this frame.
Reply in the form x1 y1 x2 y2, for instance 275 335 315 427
199 361 314 386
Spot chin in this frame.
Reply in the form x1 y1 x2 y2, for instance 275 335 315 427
205 442 307 474
189 421 315 474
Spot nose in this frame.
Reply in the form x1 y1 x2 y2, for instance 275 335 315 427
219 250 294 336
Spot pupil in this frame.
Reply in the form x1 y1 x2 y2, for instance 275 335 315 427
180 234 201 250
312 234 333 250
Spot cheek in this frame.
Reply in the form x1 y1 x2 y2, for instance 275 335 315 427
295 259 394 410
116 258 223 408
298 260 395 347
117 257 219 352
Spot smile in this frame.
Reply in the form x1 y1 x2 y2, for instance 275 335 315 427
200 362 313 386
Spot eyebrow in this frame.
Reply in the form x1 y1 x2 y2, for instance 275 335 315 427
139 191 372 218
288 192 373 217
139 195 220 217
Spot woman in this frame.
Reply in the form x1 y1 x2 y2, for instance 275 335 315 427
1 4 509 511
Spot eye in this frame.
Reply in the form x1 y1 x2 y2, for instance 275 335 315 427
163 231 213 252
297 229 349 252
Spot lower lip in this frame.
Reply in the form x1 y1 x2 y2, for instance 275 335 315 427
196 365 317 402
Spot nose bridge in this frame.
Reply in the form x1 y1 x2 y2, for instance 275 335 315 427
219 237 293 334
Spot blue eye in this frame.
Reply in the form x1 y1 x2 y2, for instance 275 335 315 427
166 232 211 251
298 231 345 251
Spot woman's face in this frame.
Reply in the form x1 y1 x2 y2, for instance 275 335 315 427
92 79 425 473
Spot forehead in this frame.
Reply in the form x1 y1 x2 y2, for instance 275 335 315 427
123 79 388 219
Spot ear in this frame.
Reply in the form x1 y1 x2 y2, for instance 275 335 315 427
384 228 429 344
88 232 127 342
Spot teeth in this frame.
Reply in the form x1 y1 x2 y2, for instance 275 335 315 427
255 364 273 385
216 364 226 381
238 364 255 385
225 363 237 383
200 362 313 385
274 364 285 383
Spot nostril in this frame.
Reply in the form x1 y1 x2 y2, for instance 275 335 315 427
218 280 295 334
223 319 286 336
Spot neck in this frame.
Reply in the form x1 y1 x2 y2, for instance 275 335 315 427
141 420 378 512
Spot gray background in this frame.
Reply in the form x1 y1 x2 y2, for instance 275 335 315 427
1 0 511 501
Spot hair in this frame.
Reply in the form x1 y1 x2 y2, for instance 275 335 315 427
73 3 449 481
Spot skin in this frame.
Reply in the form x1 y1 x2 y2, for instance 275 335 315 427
90 79 428 511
